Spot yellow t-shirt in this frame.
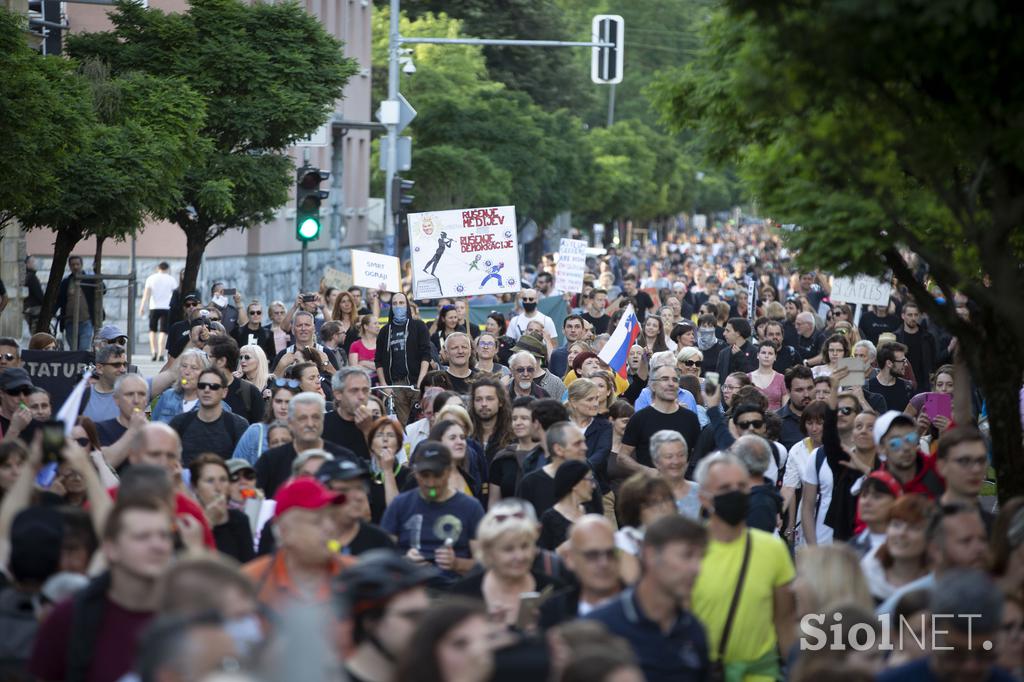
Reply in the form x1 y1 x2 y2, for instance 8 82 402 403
691 528 794 677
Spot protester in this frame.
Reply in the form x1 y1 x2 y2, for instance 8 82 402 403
392 598 494 682
376 292 432 424
168 367 250 465
861 494 933 602
188 454 254 562
231 383 298 465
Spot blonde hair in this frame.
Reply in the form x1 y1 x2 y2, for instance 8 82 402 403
239 344 268 391
435 404 472 434
567 377 599 407
589 371 617 410
676 347 703 363
795 545 874 613
473 511 539 568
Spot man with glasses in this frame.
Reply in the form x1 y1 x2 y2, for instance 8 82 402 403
507 351 547 399
82 344 129 423
0 368 35 435
507 288 556 342
935 426 994 531
139 261 178 361
875 410 944 500
0 337 21 369
540 515 623 628
203 336 266 425
232 300 276 362
618 364 701 477
867 341 915 411
169 367 250 466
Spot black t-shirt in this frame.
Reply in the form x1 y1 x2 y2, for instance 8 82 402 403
95 418 128 447
866 376 915 412
538 508 575 551
621 406 702 468
489 448 528 500
225 378 266 425
255 441 358 499
794 331 824 361
631 290 655 320
322 412 371 462
348 521 396 555
445 369 479 395
858 311 899 345
517 468 602 518
899 329 931 391
581 312 611 336
232 323 277 363
213 509 255 563
168 410 250 467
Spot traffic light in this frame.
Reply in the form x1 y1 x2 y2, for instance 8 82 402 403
296 165 329 242
391 175 415 216
591 15 624 84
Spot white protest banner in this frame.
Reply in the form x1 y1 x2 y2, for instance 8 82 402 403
408 205 520 300
321 266 353 291
830 274 892 307
352 250 402 293
555 238 587 293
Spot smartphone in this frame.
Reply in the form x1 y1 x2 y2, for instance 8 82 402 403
302 294 316 303
42 420 65 464
223 288 236 297
200 309 210 318
516 591 543 632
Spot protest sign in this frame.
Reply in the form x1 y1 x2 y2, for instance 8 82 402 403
555 238 587 293
352 250 402 293
21 350 95 409
321 266 353 292
408 205 520 300
830 275 892 307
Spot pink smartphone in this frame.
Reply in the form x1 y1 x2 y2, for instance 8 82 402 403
923 392 952 421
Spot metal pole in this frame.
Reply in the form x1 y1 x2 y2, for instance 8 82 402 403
301 241 308 293
330 126 345 254
401 37 612 48
384 0 400 258
607 82 616 127
70 273 80 351
127 236 136 360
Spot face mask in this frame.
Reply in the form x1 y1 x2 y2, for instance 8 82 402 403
392 306 407 322
713 490 749 526
224 615 263 657
212 295 228 308
723 289 736 299
522 302 538 313
697 329 717 351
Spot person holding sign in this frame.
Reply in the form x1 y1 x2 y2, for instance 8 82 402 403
376 293 431 425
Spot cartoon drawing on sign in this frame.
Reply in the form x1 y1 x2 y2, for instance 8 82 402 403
468 254 482 272
480 262 505 288
423 232 453 277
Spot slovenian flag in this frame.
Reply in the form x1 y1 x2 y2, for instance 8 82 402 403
599 304 641 379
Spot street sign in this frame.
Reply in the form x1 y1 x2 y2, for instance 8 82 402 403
296 122 330 147
379 136 412 171
377 93 417 134
591 15 624 84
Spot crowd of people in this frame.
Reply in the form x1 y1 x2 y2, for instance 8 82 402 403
0 221 1020 682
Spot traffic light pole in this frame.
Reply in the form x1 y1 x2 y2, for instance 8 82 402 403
384 0 612 258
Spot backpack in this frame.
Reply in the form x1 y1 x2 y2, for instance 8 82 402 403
0 587 38 678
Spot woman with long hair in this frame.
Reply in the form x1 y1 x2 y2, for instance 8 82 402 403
231 383 299 464
237 344 269 394
348 314 380 374
488 396 537 505
588 371 618 415
267 300 290 355
860 494 933 602
331 291 361 351
189 453 254 563
393 598 494 682
55 418 119 506
485 312 507 337
812 333 851 378
151 349 213 423
431 305 461 354
639 315 669 355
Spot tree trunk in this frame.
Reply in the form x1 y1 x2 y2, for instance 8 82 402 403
180 223 207 303
93 236 105 328
36 227 84 335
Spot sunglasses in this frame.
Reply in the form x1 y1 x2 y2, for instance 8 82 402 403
74 437 91 448
514 367 534 374
838 406 856 416
0 353 17 361
4 387 32 396
736 419 765 431
273 378 301 389
886 432 920 450
230 470 257 482
248 310 262 316
197 382 223 391
679 360 701 368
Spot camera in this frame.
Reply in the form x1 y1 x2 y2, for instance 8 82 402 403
42 420 65 464
302 294 316 303
223 288 236 297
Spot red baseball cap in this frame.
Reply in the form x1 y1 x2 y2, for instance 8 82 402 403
274 478 345 518
865 470 902 498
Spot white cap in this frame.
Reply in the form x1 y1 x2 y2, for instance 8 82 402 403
873 410 915 446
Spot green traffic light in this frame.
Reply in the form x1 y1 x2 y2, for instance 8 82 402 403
298 217 320 240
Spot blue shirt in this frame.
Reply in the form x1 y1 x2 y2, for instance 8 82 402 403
380 489 484 583
587 588 709 682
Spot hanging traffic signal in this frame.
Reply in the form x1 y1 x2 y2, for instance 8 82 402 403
391 175 415 216
296 165 330 242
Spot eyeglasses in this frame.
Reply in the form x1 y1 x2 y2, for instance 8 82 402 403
950 455 988 470
838 406 856 415
74 437 91 448
514 367 534 375
0 353 17 361
886 432 920 450
197 382 223 391
679 360 701 368
273 378 301 388
477 341 495 349
230 470 257 482
4 387 32 396
736 419 765 431
892 358 907 365
580 548 617 563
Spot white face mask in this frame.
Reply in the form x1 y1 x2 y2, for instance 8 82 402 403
224 615 263 657
212 294 228 308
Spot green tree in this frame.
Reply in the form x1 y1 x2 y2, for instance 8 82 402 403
0 9 92 230
19 61 206 331
69 0 358 295
653 1 1024 499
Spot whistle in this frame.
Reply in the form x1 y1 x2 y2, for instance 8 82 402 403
429 487 437 498
181 379 188 385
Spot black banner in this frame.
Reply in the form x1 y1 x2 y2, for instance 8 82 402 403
21 350 95 410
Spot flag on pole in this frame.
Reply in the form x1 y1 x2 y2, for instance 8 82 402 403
56 374 91 436
598 304 641 379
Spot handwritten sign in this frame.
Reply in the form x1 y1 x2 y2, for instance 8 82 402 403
352 250 402 293
830 275 892 307
408 205 520 300
555 238 587 294
321 266 353 291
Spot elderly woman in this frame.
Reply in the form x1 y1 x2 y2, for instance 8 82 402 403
152 349 216 423
450 507 560 628
852 339 878 381
650 430 700 519
189 453 254 563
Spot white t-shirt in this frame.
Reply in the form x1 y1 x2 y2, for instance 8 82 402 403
784 438 816 489
144 271 178 310
507 311 557 341
801 446 834 545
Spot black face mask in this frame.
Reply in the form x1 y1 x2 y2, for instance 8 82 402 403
522 302 538 313
713 490 749 526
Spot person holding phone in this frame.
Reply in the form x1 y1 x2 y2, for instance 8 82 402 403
208 282 242 335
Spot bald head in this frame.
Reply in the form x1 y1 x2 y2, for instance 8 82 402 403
569 514 615 548
567 514 620 599
132 422 183 479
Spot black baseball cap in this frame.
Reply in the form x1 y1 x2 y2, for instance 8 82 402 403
317 458 370 484
0 368 33 392
412 441 452 474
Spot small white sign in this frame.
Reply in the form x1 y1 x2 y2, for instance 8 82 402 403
555 238 588 293
830 275 892 307
352 250 403 293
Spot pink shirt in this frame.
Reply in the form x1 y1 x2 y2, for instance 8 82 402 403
350 339 376 363
750 370 787 411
